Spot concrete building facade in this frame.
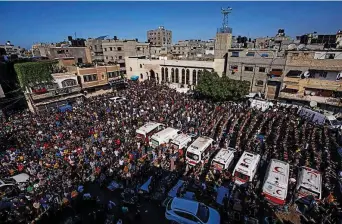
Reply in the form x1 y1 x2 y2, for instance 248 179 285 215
279 50 342 112
125 56 216 88
77 65 121 90
101 39 150 63
147 26 172 46
86 38 104 62
0 41 25 57
27 72 83 113
171 39 215 60
37 46 92 64
225 49 286 99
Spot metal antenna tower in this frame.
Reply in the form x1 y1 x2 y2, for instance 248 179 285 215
221 7 232 29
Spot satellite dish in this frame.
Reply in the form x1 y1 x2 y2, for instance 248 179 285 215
310 101 317 108
297 44 306 50
287 44 296 50
303 71 310 78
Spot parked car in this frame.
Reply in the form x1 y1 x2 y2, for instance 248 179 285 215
165 197 220 224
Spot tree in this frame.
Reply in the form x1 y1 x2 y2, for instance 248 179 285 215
14 61 58 88
195 70 250 101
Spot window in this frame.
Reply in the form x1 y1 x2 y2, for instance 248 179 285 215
137 47 141 51
231 52 239 57
246 52 255 57
319 71 327 78
261 53 269 58
57 50 65 54
118 56 123 59
77 58 83 64
130 67 132 71
106 56 108 60
117 47 122 51
186 152 199 161
192 70 197 85
234 171 249 181
255 80 264 86
175 211 193 220
140 73 143 79
244 66 254 72
325 53 335 59
298 187 320 199
107 72 117 78
196 204 210 223
175 68 179 83
140 64 142 68
61 79 77 87
104 48 107 51
259 67 266 73
186 69 190 85
181 69 185 84
230 65 238 71
83 74 97 82
109 47 112 51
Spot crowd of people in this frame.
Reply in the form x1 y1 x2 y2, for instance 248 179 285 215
0 80 341 224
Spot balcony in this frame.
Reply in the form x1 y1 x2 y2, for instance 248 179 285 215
283 77 342 91
31 86 81 101
283 77 301 83
302 79 342 91
279 92 341 106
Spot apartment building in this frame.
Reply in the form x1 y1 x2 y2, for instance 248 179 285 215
279 50 342 112
226 49 286 99
171 39 215 59
0 41 25 57
27 72 83 113
86 38 104 62
147 26 172 46
36 45 92 64
101 39 150 63
76 64 122 91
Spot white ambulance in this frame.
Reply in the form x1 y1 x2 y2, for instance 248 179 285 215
250 99 274 112
262 159 290 205
171 134 193 150
186 136 214 166
296 166 322 201
211 147 235 171
232 151 261 185
150 127 180 148
136 122 165 139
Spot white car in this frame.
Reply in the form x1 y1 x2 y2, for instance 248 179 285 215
0 173 30 198
109 96 126 103
165 197 220 224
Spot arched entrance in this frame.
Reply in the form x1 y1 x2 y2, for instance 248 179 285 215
150 70 156 80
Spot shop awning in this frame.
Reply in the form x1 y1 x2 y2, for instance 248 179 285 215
130 75 139 81
59 104 72 113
